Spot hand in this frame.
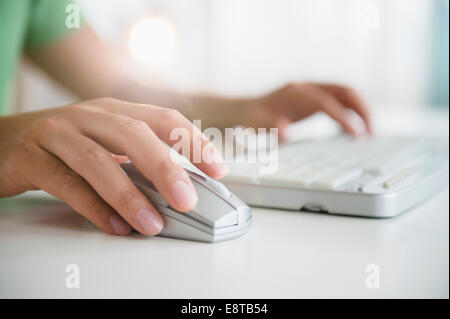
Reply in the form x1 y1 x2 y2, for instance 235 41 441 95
233 83 373 140
0 98 228 236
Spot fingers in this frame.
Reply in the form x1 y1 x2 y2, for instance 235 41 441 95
276 117 292 142
289 85 359 135
87 98 229 179
65 108 199 212
36 123 164 236
318 84 373 134
26 145 131 236
245 101 292 142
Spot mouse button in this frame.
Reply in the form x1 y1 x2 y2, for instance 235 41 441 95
157 206 211 233
236 204 252 224
188 210 238 229
203 179 231 198
214 211 239 228
189 183 237 227
225 194 251 224
158 209 215 242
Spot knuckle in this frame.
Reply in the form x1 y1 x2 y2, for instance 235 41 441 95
95 97 121 104
118 118 150 137
84 196 110 218
83 145 111 165
60 104 91 118
58 170 84 194
157 159 174 174
160 108 184 122
129 120 150 134
340 86 356 96
282 83 296 93
115 187 138 210
61 104 80 114
284 83 310 95
300 83 315 91
35 117 60 134
67 103 92 112
78 97 121 111
321 101 339 114
157 158 184 179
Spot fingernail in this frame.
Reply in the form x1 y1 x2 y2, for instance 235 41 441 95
109 215 131 235
172 180 198 210
136 208 163 235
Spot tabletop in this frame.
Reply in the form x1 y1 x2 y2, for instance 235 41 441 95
0 105 449 298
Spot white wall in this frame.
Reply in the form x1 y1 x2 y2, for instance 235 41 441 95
78 0 213 90
208 0 433 105
17 0 435 113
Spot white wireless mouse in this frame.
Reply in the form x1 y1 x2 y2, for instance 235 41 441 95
120 162 252 243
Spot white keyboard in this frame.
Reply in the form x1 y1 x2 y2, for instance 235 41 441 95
224 136 449 195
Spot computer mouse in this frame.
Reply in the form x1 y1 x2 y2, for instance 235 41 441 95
120 162 252 243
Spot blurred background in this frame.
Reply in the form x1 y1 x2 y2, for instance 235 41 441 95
15 0 449 115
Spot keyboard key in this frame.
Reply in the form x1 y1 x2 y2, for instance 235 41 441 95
223 136 448 193
312 169 362 189
225 163 260 184
259 165 312 185
294 167 336 185
359 154 406 174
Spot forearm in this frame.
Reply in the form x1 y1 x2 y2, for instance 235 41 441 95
26 26 254 130
112 79 251 129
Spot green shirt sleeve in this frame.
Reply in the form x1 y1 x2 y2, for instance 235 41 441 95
26 0 84 48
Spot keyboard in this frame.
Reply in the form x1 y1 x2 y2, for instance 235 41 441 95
222 136 449 217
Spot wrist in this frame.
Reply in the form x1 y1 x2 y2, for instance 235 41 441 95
186 94 256 130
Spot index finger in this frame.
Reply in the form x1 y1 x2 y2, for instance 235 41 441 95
90 99 229 179
318 84 373 134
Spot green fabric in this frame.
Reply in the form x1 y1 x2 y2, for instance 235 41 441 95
0 0 82 115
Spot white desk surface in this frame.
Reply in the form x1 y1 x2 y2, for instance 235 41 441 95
0 105 449 298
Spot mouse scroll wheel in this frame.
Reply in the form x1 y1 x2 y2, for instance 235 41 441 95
206 180 232 198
